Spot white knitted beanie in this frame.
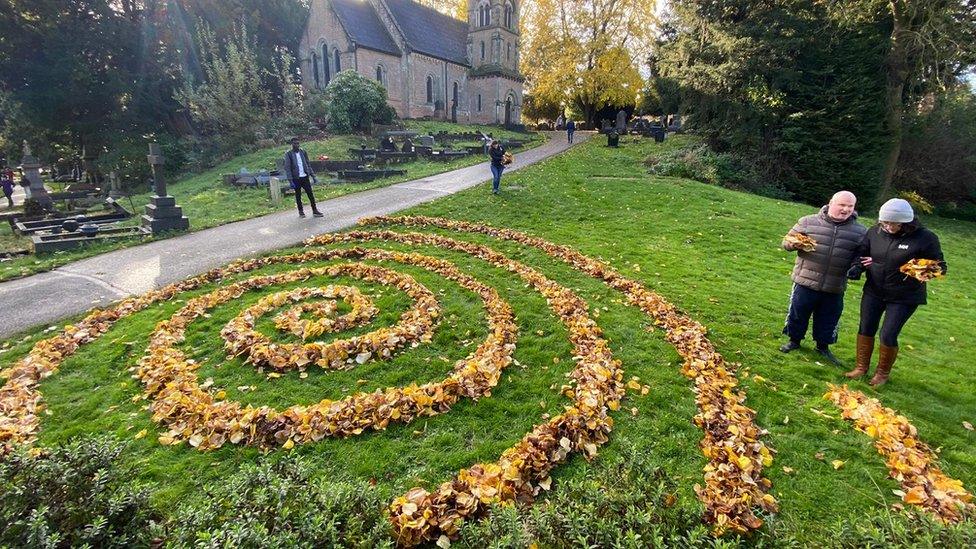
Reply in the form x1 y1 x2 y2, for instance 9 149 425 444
878 198 914 223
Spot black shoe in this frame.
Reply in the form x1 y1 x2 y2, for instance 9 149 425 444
816 346 844 366
312 211 324 217
779 340 801 353
298 211 306 218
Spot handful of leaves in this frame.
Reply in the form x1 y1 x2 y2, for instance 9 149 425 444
899 258 944 282
783 232 817 252
502 152 514 165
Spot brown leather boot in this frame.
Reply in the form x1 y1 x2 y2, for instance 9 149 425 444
869 345 898 387
845 334 874 378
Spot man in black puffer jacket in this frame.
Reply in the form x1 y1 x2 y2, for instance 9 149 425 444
844 198 946 386
781 191 867 365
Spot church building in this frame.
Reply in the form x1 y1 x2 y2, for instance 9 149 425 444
299 0 524 125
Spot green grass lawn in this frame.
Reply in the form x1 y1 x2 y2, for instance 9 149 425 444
1 134 973 545
0 121 542 282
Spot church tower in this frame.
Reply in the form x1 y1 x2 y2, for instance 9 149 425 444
468 0 519 73
466 0 524 124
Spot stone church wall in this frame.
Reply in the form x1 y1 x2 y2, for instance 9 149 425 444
355 48 406 115
299 0 353 91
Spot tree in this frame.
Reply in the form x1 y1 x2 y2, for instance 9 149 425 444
522 0 654 125
324 71 395 133
177 24 272 148
655 0 894 205
827 0 976 201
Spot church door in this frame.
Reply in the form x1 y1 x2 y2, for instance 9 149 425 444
504 99 512 126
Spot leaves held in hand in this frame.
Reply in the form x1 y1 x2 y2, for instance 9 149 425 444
783 232 817 252
899 258 944 282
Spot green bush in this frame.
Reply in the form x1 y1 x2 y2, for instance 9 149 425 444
324 70 395 133
896 88 976 219
164 455 393 547
645 142 789 199
827 509 976 548
0 436 160 548
455 444 751 548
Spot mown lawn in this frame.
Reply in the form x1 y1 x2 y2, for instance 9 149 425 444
0 121 542 282
1 133 973 545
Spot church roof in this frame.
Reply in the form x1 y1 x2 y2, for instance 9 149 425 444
384 0 470 66
331 0 401 57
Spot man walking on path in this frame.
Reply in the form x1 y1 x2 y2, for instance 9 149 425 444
780 190 866 365
283 138 323 218
566 120 576 144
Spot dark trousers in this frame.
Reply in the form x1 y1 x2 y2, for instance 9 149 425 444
293 176 318 214
783 283 844 346
490 164 504 192
567 130 575 143
858 292 917 347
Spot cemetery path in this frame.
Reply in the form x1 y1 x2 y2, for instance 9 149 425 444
0 132 590 338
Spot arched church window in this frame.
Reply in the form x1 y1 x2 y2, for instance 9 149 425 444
506 43 511 60
426 75 434 103
322 44 330 84
477 94 482 112
311 52 320 88
504 2 514 28
480 41 485 60
376 65 384 84
478 2 491 26
333 48 341 73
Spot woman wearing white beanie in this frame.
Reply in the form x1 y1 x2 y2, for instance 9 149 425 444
845 198 946 386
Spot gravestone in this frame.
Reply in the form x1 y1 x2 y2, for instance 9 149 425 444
141 142 189 234
616 109 627 133
107 170 123 199
20 141 52 209
418 135 435 148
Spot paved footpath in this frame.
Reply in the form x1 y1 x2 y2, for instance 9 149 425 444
0 132 588 338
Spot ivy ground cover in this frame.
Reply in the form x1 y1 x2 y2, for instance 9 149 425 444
1 135 974 545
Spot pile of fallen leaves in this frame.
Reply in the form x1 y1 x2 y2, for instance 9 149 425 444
825 385 973 523
782 232 817 252
220 267 438 372
136 248 516 450
307 230 625 546
348 216 778 537
272 285 377 339
899 258 945 282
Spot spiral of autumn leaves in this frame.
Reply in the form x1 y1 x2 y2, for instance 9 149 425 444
7 215 967 546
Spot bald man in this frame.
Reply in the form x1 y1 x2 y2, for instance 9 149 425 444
780 191 867 365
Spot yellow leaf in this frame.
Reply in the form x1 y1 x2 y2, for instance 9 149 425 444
903 487 927 505
283 438 295 450
782 466 794 474
831 460 845 470
964 421 974 431
436 535 451 549
134 429 148 440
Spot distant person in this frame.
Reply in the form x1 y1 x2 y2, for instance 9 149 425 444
381 136 396 151
566 119 576 144
844 199 946 386
282 137 323 218
401 137 414 153
488 140 507 195
1 166 13 207
780 191 866 365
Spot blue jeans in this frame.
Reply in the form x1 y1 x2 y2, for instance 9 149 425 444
490 164 504 192
783 283 844 346
567 130 575 143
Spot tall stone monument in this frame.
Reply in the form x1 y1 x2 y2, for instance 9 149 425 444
20 141 53 209
141 142 189 234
